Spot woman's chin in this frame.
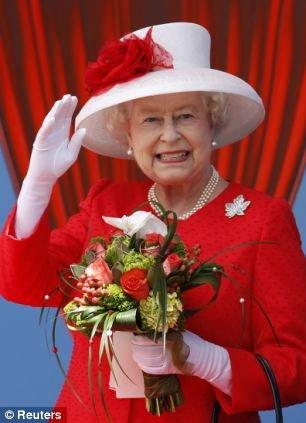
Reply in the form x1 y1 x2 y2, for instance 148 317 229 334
151 170 193 186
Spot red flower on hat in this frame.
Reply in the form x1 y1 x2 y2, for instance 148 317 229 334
85 27 173 95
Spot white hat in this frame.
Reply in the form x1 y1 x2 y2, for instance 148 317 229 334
75 22 265 159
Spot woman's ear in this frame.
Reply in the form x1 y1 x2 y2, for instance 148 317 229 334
125 127 134 157
123 100 134 146
125 128 132 146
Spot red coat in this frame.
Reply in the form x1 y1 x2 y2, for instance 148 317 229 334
1 179 306 423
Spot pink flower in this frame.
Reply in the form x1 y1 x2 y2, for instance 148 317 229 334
85 257 112 285
85 241 105 258
162 253 182 275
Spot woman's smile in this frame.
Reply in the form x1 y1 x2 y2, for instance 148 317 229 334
155 150 190 163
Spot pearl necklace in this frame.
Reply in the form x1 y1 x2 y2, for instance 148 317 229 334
148 166 219 220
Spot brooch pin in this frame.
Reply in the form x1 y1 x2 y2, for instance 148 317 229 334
225 195 251 218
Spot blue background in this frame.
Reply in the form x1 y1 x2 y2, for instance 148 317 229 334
0 145 305 421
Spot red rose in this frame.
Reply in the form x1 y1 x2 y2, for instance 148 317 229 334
120 268 149 301
145 232 165 246
163 253 182 275
85 257 112 285
85 27 173 95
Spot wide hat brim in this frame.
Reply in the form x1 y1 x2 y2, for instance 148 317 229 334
75 67 265 159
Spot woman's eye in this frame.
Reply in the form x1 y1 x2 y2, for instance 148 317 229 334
143 117 158 123
178 113 194 120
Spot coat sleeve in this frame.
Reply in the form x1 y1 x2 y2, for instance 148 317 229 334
0 179 110 307
214 198 306 413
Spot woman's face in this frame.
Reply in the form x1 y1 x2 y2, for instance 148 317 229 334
126 92 214 186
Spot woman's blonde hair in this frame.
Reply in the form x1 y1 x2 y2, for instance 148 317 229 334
100 92 228 142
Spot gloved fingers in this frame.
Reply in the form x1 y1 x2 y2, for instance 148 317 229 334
131 337 183 375
65 95 78 119
60 95 77 120
67 128 86 157
34 99 72 148
132 350 169 372
44 97 75 143
35 117 56 145
41 95 69 126
42 100 61 124
134 363 166 375
132 352 165 366
131 334 162 347
131 344 164 359
131 338 168 367
132 352 174 375
52 130 84 177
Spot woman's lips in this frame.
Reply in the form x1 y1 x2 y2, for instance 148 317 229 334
155 151 190 163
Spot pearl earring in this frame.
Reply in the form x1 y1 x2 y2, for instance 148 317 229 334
212 139 218 147
127 146 133 156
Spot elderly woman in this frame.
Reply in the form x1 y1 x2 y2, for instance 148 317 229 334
1 22 305 423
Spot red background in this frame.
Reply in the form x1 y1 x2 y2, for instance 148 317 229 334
0 0 305 228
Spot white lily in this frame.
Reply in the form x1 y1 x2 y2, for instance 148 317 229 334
102 211 167 238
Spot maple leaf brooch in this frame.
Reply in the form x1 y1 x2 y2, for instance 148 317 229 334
225 195 251 218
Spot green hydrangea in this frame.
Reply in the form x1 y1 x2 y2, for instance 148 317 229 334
63 301 84 327
63 301 77 314
105 236 130 265
122 251 155 272
139 291 183 332
101 283 136 312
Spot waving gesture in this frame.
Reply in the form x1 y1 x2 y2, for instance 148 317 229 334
15 94 86 239
28 94 86 182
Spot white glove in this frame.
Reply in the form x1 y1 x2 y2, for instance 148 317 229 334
131 330 232 395
14 94 86 239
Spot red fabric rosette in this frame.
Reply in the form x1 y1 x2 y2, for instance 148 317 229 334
85 27 173 95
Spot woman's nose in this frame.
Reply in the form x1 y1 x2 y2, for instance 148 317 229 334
160 119 181 143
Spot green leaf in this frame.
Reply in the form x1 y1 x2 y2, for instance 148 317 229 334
204 240 277 263
88 341 100 421
182 262 222 292
149 261 168 348
128 233 137 250
182 274 220 292
73 305 102 313
181 265 222 316
166 273 186 286
50 304 88 410
103 312 120 385
112 308 139 331
83 250 96 266
80 313 107 325
112 264 123 283
70 264 86 280
159 211 178 258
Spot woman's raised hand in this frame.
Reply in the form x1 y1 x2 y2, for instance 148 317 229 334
27 94 86 183
14 94 86 238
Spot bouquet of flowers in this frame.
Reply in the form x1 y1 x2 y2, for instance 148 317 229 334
59 208 223 417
